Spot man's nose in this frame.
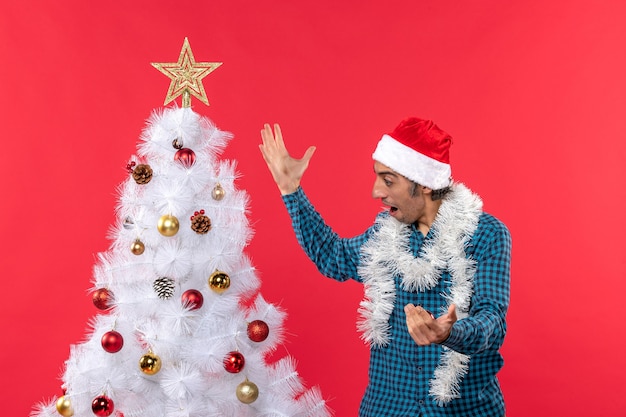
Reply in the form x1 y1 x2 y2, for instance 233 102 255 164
372 184 385 199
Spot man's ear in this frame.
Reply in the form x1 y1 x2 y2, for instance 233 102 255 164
421 186 436 201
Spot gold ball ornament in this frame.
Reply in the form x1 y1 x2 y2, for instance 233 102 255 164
139 352 162 375
157 214 179 237
236 379 259 404
208 270 230 294
130 239 145 255
56 395 74 417
212 183 225 201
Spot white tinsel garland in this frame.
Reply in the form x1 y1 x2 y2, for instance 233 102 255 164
357 183 482 405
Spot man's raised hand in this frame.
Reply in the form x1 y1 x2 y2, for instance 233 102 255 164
259 123 316 195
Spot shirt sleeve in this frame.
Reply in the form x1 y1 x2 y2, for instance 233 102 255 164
282 187 370 282
442 214 512 355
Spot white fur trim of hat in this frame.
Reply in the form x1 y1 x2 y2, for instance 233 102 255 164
373 133 452 190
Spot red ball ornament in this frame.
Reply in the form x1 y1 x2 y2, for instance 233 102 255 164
101 330 124 353
247 320 270 342
92 395 114 417
181 289 204 310
174 148 196 167
92 288 113 310
223 351 245 373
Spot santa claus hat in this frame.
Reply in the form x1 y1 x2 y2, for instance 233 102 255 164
372 117 453 190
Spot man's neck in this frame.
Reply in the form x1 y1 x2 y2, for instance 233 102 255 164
416 199 443 236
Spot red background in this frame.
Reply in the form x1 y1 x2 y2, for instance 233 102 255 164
2 1 625 416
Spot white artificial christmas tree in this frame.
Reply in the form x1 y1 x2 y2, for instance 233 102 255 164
32 38 330 417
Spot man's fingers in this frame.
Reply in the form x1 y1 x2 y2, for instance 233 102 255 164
405 304 443 345
273 123 284 146
258 144 270 164
260 124 273 147
406 316 430 345
406 304 434 319
302 146 316 163
260 123 289 157
260 124 283 160
448 304 456 315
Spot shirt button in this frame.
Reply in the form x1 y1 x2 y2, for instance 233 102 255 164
418 400 425 405
417 366 423 372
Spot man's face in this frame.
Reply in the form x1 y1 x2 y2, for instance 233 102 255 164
371 161 426 225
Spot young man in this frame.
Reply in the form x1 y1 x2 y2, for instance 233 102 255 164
259 117 511 417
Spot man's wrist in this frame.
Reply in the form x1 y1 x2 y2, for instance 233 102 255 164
278 181 300 195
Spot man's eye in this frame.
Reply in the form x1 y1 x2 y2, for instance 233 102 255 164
384 179 392 186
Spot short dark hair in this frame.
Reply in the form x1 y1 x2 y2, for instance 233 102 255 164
409 181 451 201
430 186 451 200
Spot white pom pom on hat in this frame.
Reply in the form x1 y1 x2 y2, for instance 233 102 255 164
372 117 453 190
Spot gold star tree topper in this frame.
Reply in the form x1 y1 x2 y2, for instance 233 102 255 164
152 38 222 107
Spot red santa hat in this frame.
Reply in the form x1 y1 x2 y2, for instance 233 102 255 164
372 117 453 190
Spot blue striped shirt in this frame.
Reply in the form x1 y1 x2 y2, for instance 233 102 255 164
283 187 511 417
